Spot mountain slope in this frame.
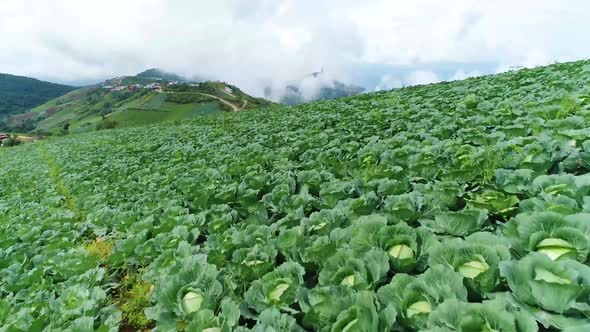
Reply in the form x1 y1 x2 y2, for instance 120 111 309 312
2 60 590 330
9 76 271 134
135 68 188 82
0 73 75 118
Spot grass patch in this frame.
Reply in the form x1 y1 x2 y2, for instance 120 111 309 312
85 237 114 262
165 92 214 104
40 144 79 212
117 273 154 331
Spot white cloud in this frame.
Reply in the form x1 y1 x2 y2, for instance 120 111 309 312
351 0 590 66
0 0 588 96
406 70 440 86
450 69 481 81
375 74 403 91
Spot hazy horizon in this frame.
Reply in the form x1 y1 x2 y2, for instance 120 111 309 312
2 1 589 98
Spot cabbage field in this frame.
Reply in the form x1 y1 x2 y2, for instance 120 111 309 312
2 60 590 331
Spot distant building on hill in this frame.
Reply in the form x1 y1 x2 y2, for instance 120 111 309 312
145 83 163 92
111 77 126 85
224 87 233 94
110 86 127 93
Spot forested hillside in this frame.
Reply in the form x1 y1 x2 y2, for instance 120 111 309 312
0 73 75 118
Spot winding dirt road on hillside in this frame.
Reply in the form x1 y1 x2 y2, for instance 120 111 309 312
239 100 248 111
198 93 239 112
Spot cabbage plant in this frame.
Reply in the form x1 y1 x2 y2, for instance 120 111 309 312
377 265 467 330
318 248 389 290
500 253 590 315
298 287 396 332
245 261 305 313
147 255 224 328
425 298 537 332
421 208 489 236
348 215 438 273
503 212 590 262
429 232 511 296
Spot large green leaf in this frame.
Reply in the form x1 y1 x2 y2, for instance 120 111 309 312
423 209 489 236
499 253 590 315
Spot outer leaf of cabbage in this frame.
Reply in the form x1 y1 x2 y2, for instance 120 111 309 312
495 169 535 194
318 248 389 290
519 194 580 215
503 212 589 262
300 235 339 266
580 140 590 171
298 286 355 329
330 291 390 332
426 298 537 332
376 265 467 330
230 243 278 283
185 309 218 332
492 292 590 331
418 181 465 211
250 308 305 332
424 208 488 236
303 208 348 236
466 190 519 216
185 299 240 332
428 232 511 295
0 299 10 326
499 253 590 314
348 214 388 253
244 261 305 313
383 191 424 223
377 223 438 273
319 181 355 209
532 174 589 202
148 255 223 325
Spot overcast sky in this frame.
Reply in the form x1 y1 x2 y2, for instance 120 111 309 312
1 0 589 96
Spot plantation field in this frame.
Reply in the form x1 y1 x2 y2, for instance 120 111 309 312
140 94 168 110
2 60 590 331
33 91 152 133
32 93 222 134
108 102 220 127
23 81 269 135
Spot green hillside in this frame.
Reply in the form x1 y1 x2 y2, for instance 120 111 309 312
3 60 590 331
0 73 75 119
136 68 189 82
8 79 271 135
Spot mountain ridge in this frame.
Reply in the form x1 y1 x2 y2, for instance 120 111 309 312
135 68 189 82
0 73 76 119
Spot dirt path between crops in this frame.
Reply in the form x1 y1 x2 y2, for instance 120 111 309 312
198 93 239 112
221 90 236 98
239 100 248 111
